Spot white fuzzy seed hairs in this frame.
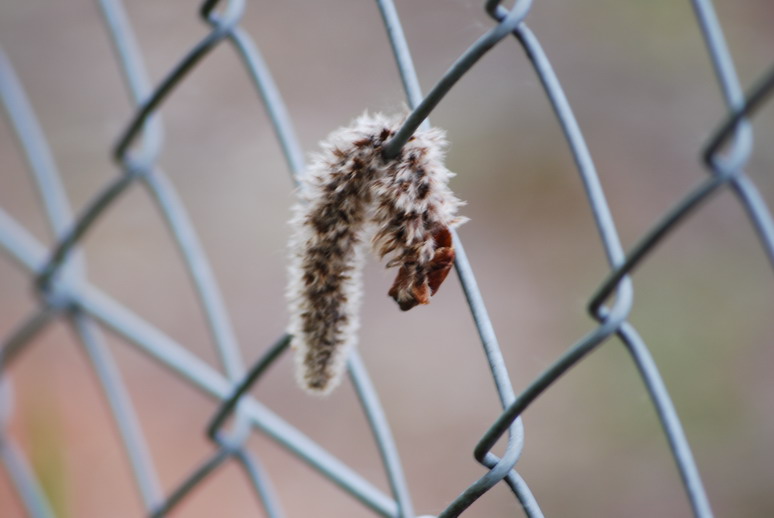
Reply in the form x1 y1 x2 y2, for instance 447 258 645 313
287 113 467 395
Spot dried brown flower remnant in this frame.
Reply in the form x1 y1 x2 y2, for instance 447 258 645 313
387 226 455 311
287 113 466 395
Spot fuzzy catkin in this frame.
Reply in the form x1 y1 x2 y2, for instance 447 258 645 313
287 113 466 395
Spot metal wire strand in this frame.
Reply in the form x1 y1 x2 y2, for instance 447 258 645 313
0 187 400 517
377 3 537 516
0 435 56 518
233 448 286 518
207 335 290 440
691 0 774 268
149 448 232 518
0 43 165 511
0 307 60 372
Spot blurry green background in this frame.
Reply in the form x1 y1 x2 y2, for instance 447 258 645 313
1 1 773 517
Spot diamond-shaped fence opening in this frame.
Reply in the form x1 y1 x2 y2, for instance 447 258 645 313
1 1 773 517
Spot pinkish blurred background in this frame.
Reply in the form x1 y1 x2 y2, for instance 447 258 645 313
1 1 774 517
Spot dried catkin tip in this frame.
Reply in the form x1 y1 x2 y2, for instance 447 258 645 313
287 112 467 395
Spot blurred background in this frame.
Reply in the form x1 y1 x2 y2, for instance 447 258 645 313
1 1 773 516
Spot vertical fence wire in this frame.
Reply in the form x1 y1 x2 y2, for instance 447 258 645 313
0 0 773 516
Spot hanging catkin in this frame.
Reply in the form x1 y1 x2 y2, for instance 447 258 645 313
287 113 467 394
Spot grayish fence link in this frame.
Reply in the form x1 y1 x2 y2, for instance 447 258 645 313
207 334 291 441
701 64 774 270
0 378 50 518
149 447 232 518
383 0 533 159
0 47 84 300
1 40 165 513
615 321 713 518
348 351 416 518
72 310 164 509
112 0 244 162
502 471 542 518
1 0 773 516
704 66 774 163
375 0 425 120
691 0 774 268
0 435 56 518
35 170 140 292
97 0 163 161
0 307 59 371
588 60 774 311
234 448 286 518
691 0 754 165
213 22 306 178
379 3 537 515
0 52 85 278
98 0 253 447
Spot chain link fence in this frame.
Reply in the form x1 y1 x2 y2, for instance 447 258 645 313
1 0 773 516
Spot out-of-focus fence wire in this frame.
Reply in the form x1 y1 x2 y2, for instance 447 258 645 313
1 0 773 516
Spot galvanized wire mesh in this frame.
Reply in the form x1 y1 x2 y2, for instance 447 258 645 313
1 0 773 517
